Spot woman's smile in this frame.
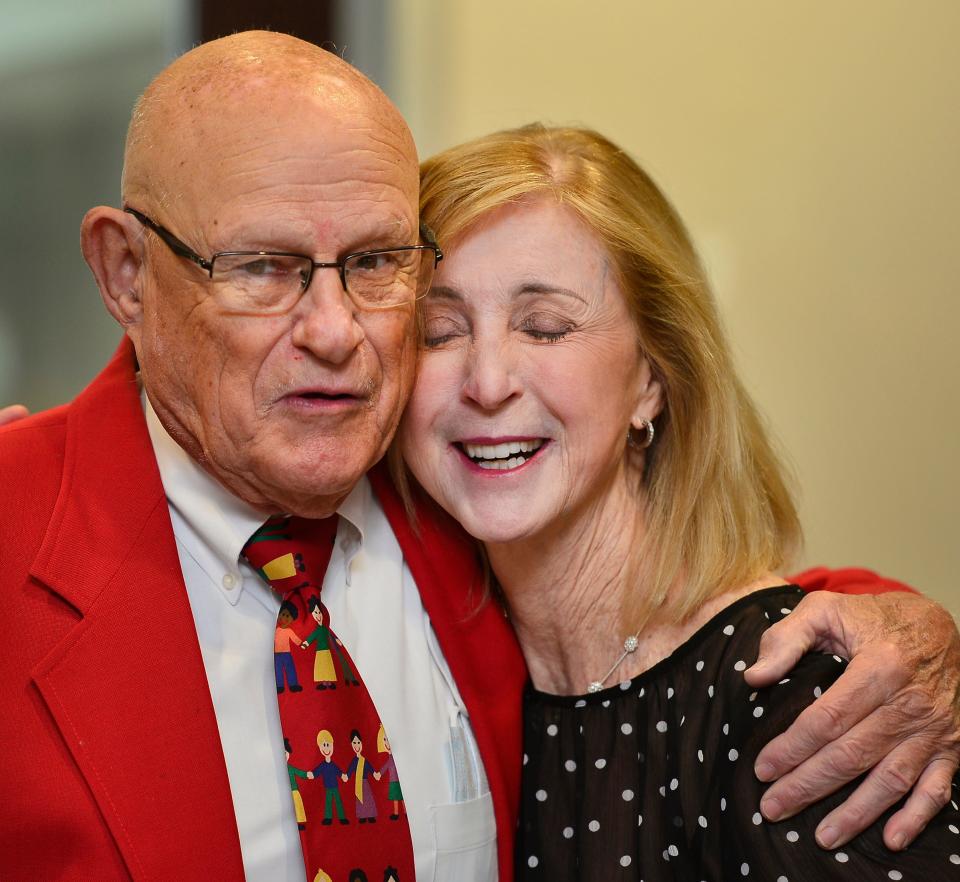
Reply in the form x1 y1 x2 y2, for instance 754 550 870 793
455 437 548 472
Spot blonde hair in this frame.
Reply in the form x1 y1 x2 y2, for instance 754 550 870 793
415 124 801 629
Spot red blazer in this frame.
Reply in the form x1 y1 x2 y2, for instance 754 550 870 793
0 340 908 881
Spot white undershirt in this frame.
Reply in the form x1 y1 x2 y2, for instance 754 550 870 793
144 398 496 882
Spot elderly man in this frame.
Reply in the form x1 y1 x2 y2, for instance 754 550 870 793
0 31 957 882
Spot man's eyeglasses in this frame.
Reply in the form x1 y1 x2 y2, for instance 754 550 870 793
124 207 442 315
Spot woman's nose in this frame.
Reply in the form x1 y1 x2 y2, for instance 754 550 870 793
460 341 522 410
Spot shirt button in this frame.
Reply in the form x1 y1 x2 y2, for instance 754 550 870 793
222 572 238 590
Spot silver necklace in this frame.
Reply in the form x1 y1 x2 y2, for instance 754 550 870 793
587 632 641 693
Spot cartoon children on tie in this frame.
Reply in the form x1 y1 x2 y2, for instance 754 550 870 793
299 595 360 689
284 737 310 829
346 729 379 823
274 600 303 693
308 729 349 825
301 597 339 689
375 724 404 821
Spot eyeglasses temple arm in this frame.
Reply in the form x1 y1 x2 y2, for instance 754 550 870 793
124 206 213 273
418 221 443 263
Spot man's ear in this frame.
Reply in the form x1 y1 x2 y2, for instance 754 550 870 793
80 206 146 331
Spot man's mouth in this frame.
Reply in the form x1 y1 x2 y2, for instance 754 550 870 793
295 392 356 401
457 438 546 470
282 387 364 408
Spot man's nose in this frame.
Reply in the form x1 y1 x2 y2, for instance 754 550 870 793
460 340 522 410
290 269 365 363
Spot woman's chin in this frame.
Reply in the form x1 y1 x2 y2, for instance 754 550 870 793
450 505 544 547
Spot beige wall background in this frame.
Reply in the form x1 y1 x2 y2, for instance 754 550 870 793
382 1 960 616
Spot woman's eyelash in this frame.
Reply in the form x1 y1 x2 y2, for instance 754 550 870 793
423 334 456 347
524 328 570 342
421 324 463 347
519 314 575 342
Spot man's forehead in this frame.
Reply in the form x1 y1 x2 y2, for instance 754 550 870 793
177 72 410 168
123 32 418 213
194 121 415 236
138 81 418 246
179 63 368 114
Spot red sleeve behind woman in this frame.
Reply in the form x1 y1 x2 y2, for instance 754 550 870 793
790 566 916 595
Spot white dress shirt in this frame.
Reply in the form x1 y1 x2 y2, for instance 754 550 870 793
144 398 496 882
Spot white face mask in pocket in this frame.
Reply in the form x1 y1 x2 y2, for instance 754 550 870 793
423 625 499 881
430 790 498 882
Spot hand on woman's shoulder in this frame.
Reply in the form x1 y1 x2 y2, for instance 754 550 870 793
719 591 960 880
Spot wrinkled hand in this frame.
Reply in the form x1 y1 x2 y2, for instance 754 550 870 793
0 405 29 427
745 590 960 851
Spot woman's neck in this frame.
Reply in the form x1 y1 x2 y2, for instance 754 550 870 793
487 475 784 696
486 472 645 695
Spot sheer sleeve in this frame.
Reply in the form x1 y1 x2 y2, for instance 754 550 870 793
719 649 960 880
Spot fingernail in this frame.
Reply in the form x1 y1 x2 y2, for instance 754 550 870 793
890 833 907 851
761 796 783 821
817 825 839 849
755 761 776 781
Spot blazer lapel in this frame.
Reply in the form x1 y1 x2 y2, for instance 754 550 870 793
369 462 527 882
30 340 245 881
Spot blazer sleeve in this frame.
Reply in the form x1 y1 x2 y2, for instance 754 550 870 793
789 566 917 595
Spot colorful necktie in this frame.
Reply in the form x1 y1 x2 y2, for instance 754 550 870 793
242 515 414 882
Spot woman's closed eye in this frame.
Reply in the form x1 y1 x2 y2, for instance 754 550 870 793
422 313 468 347
518 312 575 342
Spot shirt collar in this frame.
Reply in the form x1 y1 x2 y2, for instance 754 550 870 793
143 394 368 585
144 395 265 582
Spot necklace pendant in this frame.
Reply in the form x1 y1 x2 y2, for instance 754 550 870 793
587 680 604 693
624 635 639 653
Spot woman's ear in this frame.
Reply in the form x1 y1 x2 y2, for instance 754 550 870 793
80 206 146 333
631 354 665 429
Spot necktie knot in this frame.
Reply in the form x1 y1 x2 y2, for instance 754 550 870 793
241 514 339 598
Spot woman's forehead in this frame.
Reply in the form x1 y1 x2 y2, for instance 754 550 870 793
433 199 617 307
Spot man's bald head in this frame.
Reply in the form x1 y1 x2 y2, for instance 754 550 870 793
122 30 416 212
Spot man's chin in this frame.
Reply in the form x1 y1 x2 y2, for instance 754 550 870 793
252 458 375 517
276 493 350 520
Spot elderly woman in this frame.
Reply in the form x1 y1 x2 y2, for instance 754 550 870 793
397 125 960 879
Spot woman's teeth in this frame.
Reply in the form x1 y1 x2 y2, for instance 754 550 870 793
462 439 544 470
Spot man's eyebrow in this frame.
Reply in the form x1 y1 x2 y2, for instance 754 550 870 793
345 218 416 252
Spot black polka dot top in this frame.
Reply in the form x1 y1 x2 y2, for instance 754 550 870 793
518 586 960 880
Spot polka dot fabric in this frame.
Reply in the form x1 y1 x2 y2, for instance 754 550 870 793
518 586 960 880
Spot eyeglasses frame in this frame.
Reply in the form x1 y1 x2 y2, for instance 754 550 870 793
123 206 442 308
